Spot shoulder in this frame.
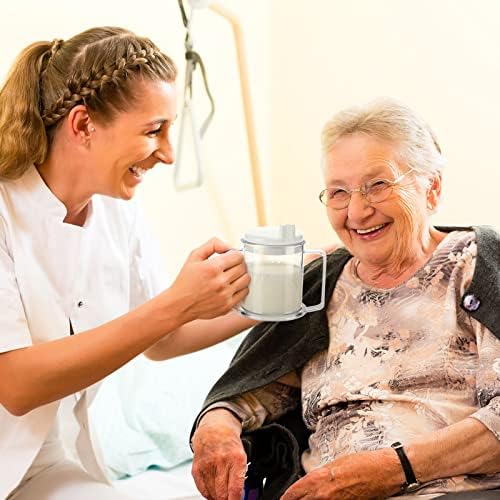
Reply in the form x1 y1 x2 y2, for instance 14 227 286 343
0 176 30 247
467 225 499 306
450 225 500 340
435 225 499 260
434 225 498 280
0 175 23 210
450 226 500 289
472 225 500 265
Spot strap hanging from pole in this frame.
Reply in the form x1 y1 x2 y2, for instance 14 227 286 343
174 0 215 190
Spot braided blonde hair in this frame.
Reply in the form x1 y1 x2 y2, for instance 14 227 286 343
0 27 177 180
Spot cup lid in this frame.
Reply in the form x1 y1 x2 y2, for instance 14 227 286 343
242 224 304 245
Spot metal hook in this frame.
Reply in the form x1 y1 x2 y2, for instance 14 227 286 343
174 0 215 191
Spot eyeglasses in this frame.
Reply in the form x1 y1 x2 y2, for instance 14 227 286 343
319 168 415 210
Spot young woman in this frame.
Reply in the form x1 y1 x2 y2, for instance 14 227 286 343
0 26 255 499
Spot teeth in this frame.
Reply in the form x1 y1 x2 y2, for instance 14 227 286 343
356 224 385 234
130 166 147 177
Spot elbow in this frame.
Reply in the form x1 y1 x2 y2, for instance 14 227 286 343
143 346 173 362
144 333 178 362
1 396 32 417
143 348 160 361
0 351 37 416
9 405 31 417
0 386 35 417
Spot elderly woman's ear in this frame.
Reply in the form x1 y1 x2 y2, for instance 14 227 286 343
426 173 442 212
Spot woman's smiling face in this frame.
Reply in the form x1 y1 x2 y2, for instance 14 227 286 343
324 132 430 269
87 79 177 200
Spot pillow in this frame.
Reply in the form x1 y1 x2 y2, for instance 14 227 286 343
89 334 243 479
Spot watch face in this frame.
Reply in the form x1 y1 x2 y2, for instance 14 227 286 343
405 482 423 493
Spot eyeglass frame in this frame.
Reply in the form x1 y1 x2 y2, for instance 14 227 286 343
318 167 415 210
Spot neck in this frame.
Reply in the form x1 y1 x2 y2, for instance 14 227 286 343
37 146 93 227
356 226 446 288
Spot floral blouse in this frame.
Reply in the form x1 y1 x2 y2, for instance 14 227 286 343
212 231 500 497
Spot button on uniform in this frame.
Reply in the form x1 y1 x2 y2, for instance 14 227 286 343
463 294 481 312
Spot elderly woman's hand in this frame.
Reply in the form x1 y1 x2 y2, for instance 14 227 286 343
280 448 404 500
191 408 247 500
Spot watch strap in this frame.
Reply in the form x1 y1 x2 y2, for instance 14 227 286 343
391 441 422 493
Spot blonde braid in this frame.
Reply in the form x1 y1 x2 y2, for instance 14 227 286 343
49 39 64 59
38 39 64 85
41 43 163 127
1 27 176 179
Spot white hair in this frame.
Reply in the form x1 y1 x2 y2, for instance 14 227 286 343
321 98 446 183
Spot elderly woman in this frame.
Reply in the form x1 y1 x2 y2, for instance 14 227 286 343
190 98 500 499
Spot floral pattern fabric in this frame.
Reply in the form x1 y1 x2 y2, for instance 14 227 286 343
214 231 500 497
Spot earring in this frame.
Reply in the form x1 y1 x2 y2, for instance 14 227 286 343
90 127 96 132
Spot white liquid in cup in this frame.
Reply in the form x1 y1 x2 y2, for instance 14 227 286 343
242 261 303 316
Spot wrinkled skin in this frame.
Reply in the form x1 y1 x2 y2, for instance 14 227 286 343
280 449 402 500
191 410 247 500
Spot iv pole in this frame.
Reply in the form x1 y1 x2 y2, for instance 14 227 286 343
176 0 267 226
209 2 267 226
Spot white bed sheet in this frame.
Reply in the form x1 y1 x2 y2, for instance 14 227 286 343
113 462 203 500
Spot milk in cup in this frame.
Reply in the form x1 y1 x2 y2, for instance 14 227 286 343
243 262 303 315
238 225 327 322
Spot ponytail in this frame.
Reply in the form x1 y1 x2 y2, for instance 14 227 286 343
0 28 177 181
0 41 51 180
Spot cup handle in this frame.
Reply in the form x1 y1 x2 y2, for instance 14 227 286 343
303 249 327 313
230 248 245 315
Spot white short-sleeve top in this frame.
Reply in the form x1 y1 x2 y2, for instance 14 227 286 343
0 165 168 497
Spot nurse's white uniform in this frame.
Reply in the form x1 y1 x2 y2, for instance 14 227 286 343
0 166 168 499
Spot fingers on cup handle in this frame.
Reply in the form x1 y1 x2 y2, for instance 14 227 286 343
225 263 250 286
231 272 251 294
212 249 245 272
192 238 231 261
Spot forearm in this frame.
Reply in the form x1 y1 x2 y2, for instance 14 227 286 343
311 417 500 500
199 379 301 434
145 310 258 361
0 289 188 415
197 407 243 436
406 417 500 482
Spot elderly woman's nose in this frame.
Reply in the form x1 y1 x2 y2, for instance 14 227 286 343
347 191 373 220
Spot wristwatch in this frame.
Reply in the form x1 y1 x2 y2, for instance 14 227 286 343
391 441 422 493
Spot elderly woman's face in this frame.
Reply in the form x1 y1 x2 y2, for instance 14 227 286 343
324 133 429 268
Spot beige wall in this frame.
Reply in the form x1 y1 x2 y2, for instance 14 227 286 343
1 0 272 276
1 0 498 277
268 0 500 247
